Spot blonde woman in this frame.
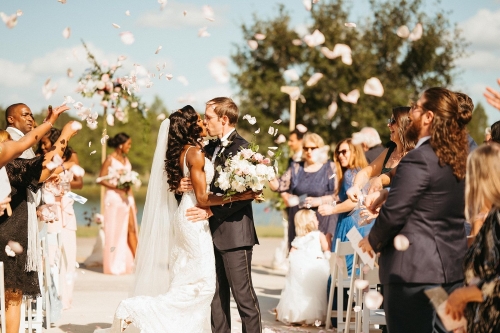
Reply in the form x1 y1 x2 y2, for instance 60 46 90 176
276 209 330 325
445 143 500 333
269 132 337 249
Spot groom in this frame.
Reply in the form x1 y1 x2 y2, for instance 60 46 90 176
186 97 262 333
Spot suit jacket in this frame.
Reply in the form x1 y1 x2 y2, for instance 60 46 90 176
205 130 259 251
368 140 466 284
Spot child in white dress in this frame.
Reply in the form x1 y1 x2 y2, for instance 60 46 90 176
276 209 330 325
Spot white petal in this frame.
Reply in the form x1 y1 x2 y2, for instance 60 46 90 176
303 0 312 11
70 121 82 131
292 39 303 46
303 29 325 47
364 290 383 310
177 76 189 86
62 27 71 39
306 73 324 86
275 134 286 144
268 126 275 135
90 150 97 155
155 45 162 54
248 116 257 125
158 0 167 10
284 69 299 81
120 31 135 45
254 128 260 134
165 73 173 80
67 68 73 78
363 77 384 97
254 33 266 40
112 23 120 29
106 114 115 126
5 245 15 257
327 101 338 119
267 150 275 157
344 22 356 28
16 10 23 17
396 25 410 38
88 141 91 147
69 165 85 177
273 119 282 124
208 57 230 84
7 241 23 254
203 5 214 21
274 128 278 136
62 95 75 105
125 10 130 16
408 23 423 41
393 234 410 251
156 113 166 121
198 27 210 37
101 135 109 145
183 10 187 16
351 121 359 127
268 147 278 150
296 124 308 133
247 40 258 50
339 89 360 104
73 101 83 110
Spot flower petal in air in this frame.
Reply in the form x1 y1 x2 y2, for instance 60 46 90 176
165 73 173 80
254 33 266 40
273 119 282 124
408 23 423 41
155 45 162 54
275 134 286 144
106 114 115 126
208 57 230 84
183 10 187 16
198 27 210 37
158 0 167 10
112 23 120 29
306 73 323 87
120 31 135 45
344 22 356 28
393 234 410 251
339 89 360 104
303 0 312 11
364 290 383 310
247 40 258 50
62 27 71 39
396 25 410 38
326 101 338 119
67 68 73 78
90 150 96 155
254 128 260 134
62 96 75 105
363 77 384 97
303 29 325 47
156 113 166 121
292 39 303 46
284 69 299 81
101 134 109 145
203 5 214 21
268 126 275 135
296 124 308 133
125 10 130 16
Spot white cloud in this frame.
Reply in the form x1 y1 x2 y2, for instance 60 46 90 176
456 50 500 71
460 9 500 50
175 85 234 110
0 59 34 87
136 2 225 29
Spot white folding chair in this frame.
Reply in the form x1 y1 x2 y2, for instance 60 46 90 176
0 262 6 333
325 239 357 332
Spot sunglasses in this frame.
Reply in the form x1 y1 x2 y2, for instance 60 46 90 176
303 146 318 152
337 149 349 156
387 117 396 125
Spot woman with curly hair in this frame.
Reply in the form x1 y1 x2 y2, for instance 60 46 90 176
95 105 255 333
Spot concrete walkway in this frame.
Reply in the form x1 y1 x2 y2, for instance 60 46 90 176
46 238 331 333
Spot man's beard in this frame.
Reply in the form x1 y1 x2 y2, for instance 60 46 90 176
405 118 422 143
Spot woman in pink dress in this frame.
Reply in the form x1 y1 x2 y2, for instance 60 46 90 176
98 133 139 275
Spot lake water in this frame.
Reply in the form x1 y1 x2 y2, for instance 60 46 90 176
73 198 284 226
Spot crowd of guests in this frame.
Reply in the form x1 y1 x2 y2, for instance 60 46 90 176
271 86 500 333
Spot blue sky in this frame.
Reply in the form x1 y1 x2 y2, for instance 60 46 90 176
1 0 499 131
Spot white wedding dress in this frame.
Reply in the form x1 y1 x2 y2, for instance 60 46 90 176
96 148 216 333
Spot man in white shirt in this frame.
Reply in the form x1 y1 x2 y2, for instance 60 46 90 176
5 103 36 158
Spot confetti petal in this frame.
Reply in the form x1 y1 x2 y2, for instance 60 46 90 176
254 128 260 134
155 45 162 54
268 126 275 135
292 39 303 46
327 101 338 119
42 78 58 100
62 96 75 105
88 141 91 147
7 241 23 254
303 0 312 11
273 119 282 124
275 134 286 144
106 114 115 126
67 68 73 78
306 73 323 87
303 29 325 47
112 23 120 29
158 0 167 10
203 5 214 21
394 234 410 251
408 23 423 41
344 22 356 28
364 290 383 310
198 27 210 37
5 245 15 257
254 33 266 40
363 77 384 97
165 73 173 80
396 25 410 38
0 12 19 29
296 124 308 133
120 31 135 45
183 10 187 16
354 279 369 290
90 150 96 155
339 89 360 104
16 10 23 17
125 10 130 16
62 27 71 39
247 40 258 50
101 135 109 145
284 69 299 81
208 57 230 83
321 44 352 65
156 113 166 121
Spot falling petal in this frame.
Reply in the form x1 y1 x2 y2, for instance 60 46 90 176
67 68 73 78
303 29 325 47
364 290 383 310
7 241 23 254
327 101 338 119
321 44 352 65
88 141 91 147
292 39 303 46
296 124 308 133
0 12 19 29
73 101 83 110
275 134 286 144
120 31 135 45
156 113 166 121
353 306 362 313
273 119 282 124
245 116 256 125
274 128 278 136
408 23 423 41
90 150 96 155
106 114 115 126
268 146 278 150
306 73 324 87
112 23 120 29
101 135 109 145
208 57 230 83
351 121 359 127
362 265 371 274
62 96 75 105
339 89 360 104
42 78 58 100
396 25 410 38
165 73 173 80
58 0 67 3
255 128 260 134
354 279 369 290
314 320 321 327
5 245 15 257
267 150 275 157
203 5 214 21
183 10 187 16
16 10 23 17
268 126 275 135
62 27 71 39
158 0 167 10
344 22 356 28
155 45 162 54
69 165 85 177
198 27 210 37
284 69 299 81
363 77 384 97
254 33 266 40
303 0 312 11
125 10 130 16
394 234 410 251
247 40 258 50
177 76 189 86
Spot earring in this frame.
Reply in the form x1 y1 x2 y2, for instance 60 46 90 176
119 145 123 149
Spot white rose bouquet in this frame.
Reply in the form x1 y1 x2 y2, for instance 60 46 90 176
97 166 142 191
215 141 278 199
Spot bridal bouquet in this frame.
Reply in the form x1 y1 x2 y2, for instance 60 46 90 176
215 142 277 199
97 167 142 190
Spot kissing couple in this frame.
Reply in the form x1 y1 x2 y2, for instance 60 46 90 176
95 97 263 333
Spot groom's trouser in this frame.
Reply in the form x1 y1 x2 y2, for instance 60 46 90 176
211 246 262 333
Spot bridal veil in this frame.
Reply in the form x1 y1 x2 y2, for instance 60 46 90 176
130 118 177 297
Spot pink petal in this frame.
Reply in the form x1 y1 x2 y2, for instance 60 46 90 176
67 68 73 78
275 134 286 144
62 27 71 39
273 119 282 124
303 29 325 47
396 25 410 38
247 40 258 50
363 77 384 97
339 89 360 104
183 10 187 16
344 22 356 28
292 39 303 46
296 124 308 133
303 0 312 11
165 73 173 80
203 5 214 21
327 101 338 119
254 33 266 40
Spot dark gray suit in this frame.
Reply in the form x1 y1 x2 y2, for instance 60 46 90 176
368 140 467 333
205 130 261 333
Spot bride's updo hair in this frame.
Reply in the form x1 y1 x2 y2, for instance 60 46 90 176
165 105 203 192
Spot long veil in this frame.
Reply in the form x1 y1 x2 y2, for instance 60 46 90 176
130 118 177 297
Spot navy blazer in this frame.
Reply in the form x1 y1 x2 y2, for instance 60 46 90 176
204 130 259 251
368 140 466 284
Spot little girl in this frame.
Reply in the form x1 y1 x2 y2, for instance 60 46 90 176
276 209 330 325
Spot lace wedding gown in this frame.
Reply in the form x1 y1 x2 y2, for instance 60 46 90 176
96 153 216 333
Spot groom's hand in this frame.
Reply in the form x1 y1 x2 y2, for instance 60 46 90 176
177 177 193 193
186 206 213 222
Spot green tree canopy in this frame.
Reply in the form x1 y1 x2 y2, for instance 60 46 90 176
468 102 489 144
232 0 467 147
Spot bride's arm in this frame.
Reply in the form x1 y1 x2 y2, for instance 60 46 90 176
187 147 255 206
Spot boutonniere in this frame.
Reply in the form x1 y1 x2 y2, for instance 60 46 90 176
218 140 233 158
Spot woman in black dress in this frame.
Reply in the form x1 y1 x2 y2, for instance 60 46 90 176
0 120 78 333
446 143 500 333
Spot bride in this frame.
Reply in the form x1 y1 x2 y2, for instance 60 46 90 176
96 105 255 333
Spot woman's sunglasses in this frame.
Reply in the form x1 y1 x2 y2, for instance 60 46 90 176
337 149 349 156
387 117 396 125
303 146 318 152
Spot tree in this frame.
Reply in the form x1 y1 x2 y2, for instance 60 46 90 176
232 0 467 147
468 102 489 144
